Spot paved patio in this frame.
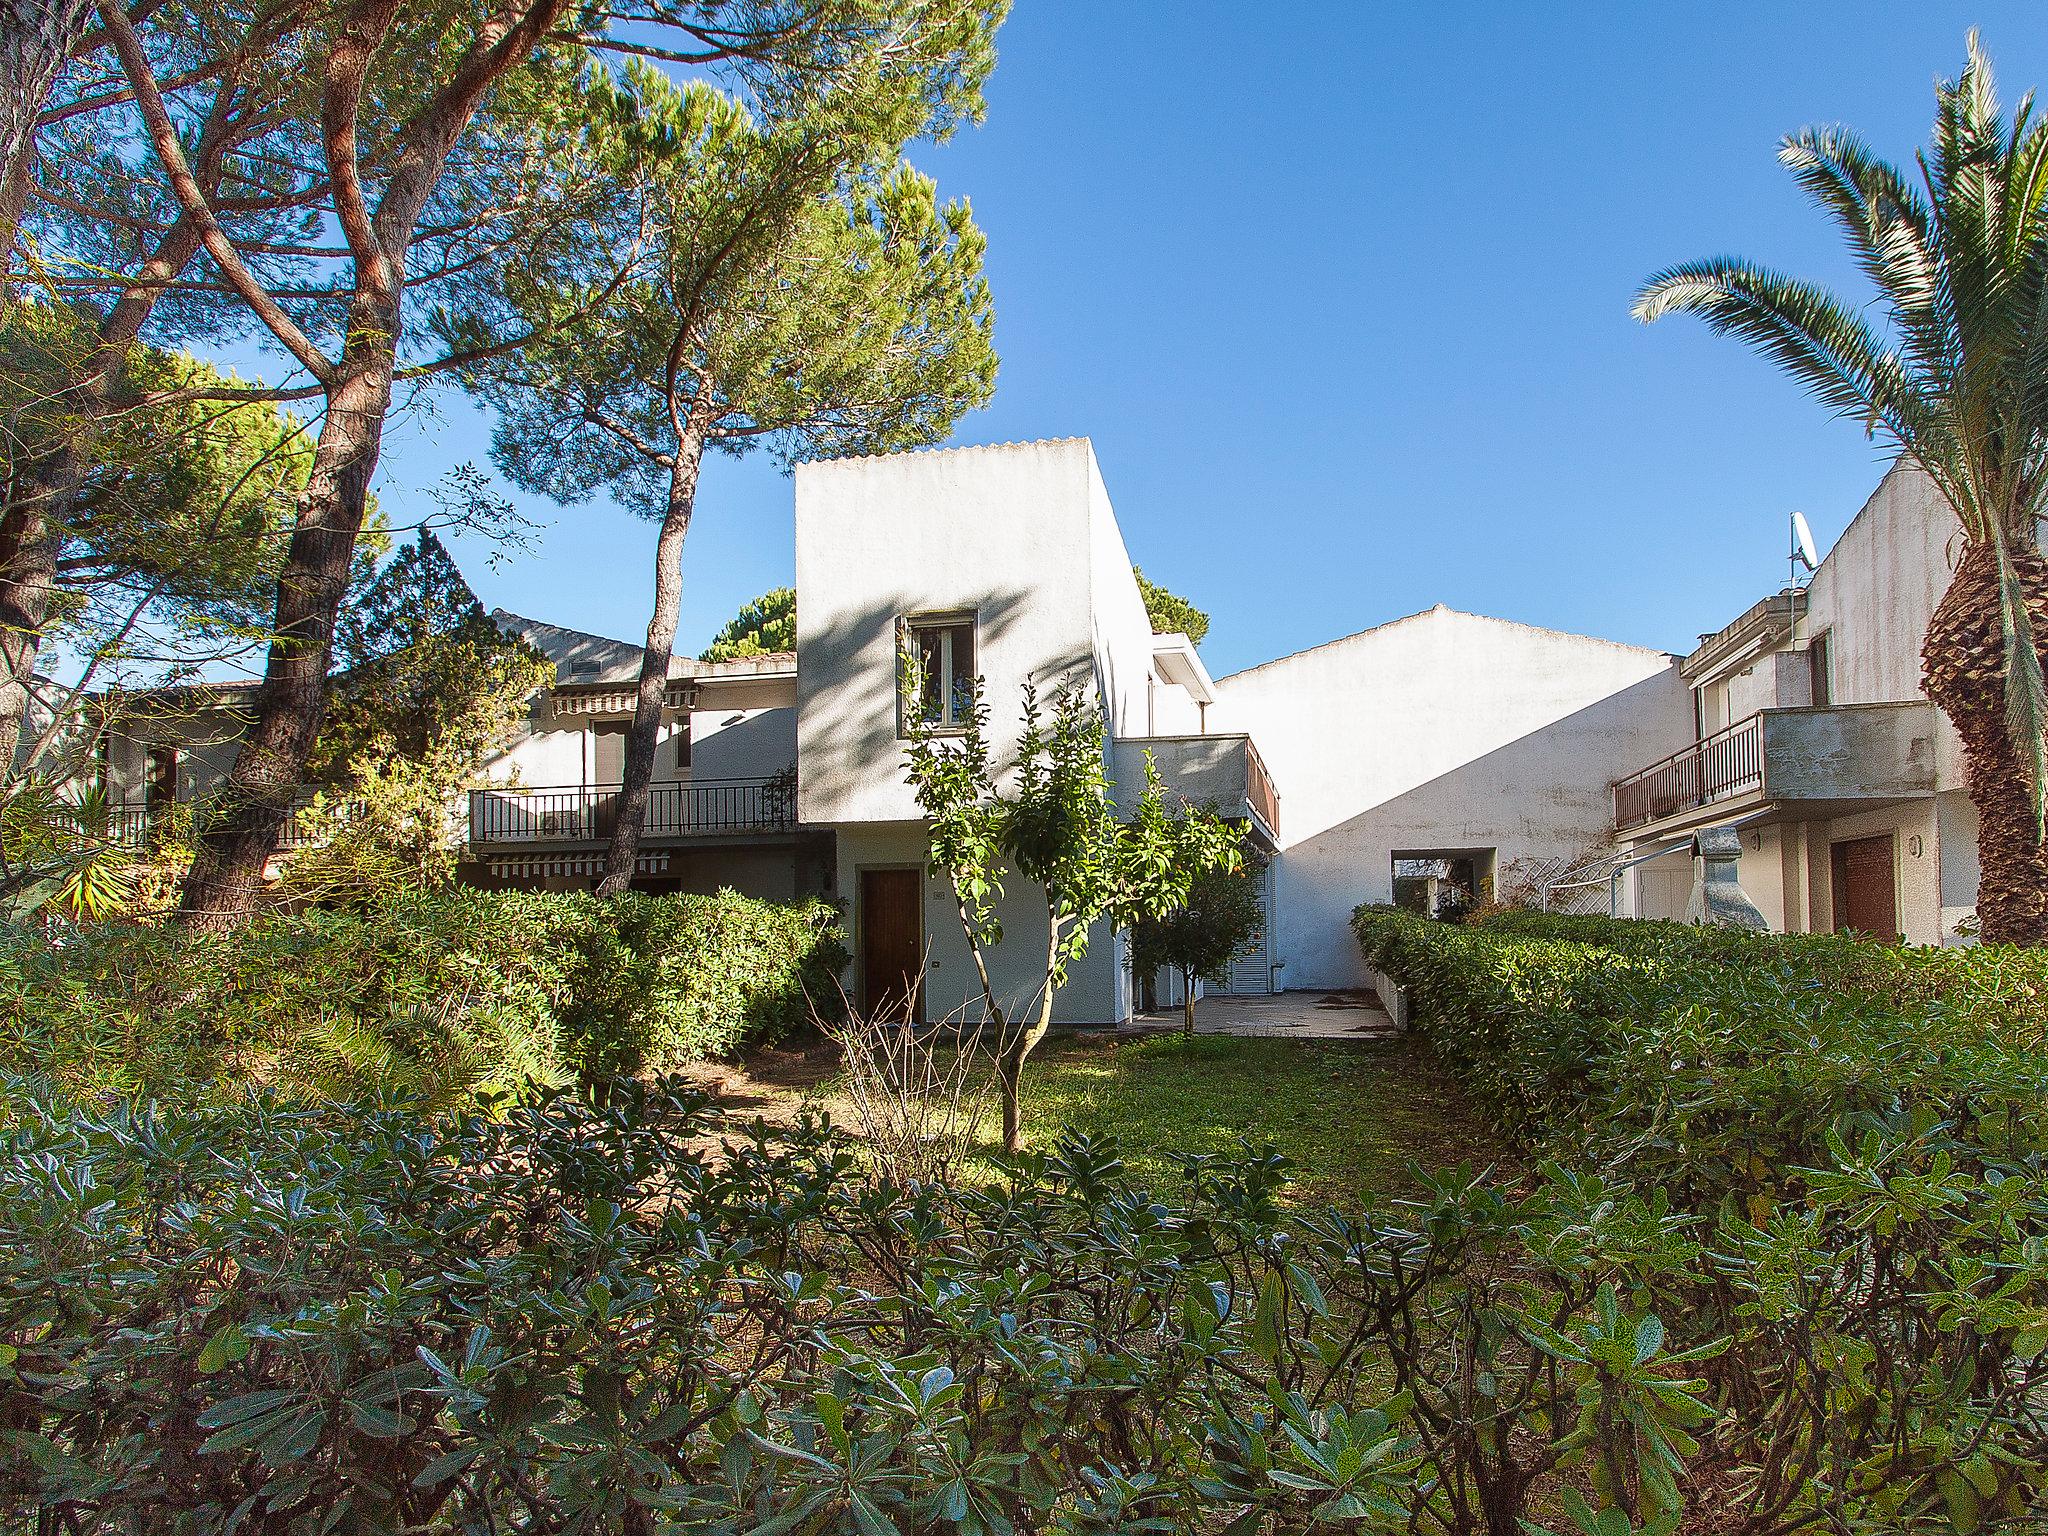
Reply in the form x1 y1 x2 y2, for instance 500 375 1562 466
1125 989 1400 1040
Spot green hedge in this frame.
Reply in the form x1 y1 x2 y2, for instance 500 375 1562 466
0 889 846 1102
1351 906 2048 1201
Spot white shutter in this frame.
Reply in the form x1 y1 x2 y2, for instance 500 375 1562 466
1221 863 1274 994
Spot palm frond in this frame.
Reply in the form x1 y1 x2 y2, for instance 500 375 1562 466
1779 127 1947 377
1633 258 1938 448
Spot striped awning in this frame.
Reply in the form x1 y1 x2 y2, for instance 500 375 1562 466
486 850 672 880
550 683 700 718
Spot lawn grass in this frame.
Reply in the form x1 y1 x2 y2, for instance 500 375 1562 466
985 1030 1498 1207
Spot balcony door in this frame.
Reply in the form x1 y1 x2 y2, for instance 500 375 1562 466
1830 834 1899 938
859 867 923 1021
591 722 629 838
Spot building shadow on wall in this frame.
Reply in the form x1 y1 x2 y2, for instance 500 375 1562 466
1270 672 1690 984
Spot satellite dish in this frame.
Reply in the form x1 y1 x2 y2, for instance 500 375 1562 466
1790 511 1820 579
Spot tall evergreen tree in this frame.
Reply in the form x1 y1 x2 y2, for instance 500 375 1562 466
701 586 795 661
454 63 996 895
78 0 1000 927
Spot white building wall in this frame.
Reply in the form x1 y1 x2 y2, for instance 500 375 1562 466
1214 607 1694 988
829 822 1125 1026
481 704 794 788
1085 451 1165 742
794 440 1172 1026
795 440 1107 828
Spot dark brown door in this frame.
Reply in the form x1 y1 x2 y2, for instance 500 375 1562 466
1831 834 1898 938
859 868 922 1020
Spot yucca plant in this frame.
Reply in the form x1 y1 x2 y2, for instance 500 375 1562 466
1635 32 2048 944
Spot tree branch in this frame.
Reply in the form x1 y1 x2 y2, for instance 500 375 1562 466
93 0 336 386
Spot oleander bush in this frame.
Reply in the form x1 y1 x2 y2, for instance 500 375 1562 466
1349 905 2048 1532
5 1071 2045 1535
0 1078 1775 1536
0 889 846 1102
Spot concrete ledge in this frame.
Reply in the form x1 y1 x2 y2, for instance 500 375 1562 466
1359 961 1411 1031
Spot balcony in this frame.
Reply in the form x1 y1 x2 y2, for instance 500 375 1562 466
1114 733 1280 844
467 775 798 847
1613 702 1938 836
77 799 334 851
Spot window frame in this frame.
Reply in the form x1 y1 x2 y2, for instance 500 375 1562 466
1807 629 1834 708
899 609 979 737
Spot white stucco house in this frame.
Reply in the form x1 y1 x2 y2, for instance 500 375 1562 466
1611 460 1979 945
93 439 1984 1025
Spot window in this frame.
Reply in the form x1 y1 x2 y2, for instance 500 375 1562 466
144 745 178 809
592 721 629 784
904 613 977 730
1807 630 1833 707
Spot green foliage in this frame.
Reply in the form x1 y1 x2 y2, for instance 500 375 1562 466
902 667 1242 1149
0 302 309 683
0 889 846 1103
0 1084 1755 1536
1133 565 1209 646
543 889 850 1078
700 585 795 660
1351 906 2048 1532
0 781 137 923
1352 905 2048 1176
1129 847 1263 1023
7 905 2048 1535
293 532 553 897
453 64 998 515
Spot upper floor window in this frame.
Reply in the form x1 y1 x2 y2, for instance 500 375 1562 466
1807 630 1833 707
904 611 977 731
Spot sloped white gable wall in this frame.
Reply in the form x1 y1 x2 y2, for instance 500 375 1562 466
1791 458 1978 933
1213 609 1693 989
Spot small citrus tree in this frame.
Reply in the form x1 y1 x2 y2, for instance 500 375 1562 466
1129 848 1264 1036
904 665 1242 1153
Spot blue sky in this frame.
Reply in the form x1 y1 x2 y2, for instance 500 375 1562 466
381 4 2048 678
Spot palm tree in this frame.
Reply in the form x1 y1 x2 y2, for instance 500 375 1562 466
1635 32 2048 946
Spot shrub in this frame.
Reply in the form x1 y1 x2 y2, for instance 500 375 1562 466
540 889 849 1077
0 1078 1744 1536
1352 906 2048 1195
0 888 846 1102
1349 907 2048 1533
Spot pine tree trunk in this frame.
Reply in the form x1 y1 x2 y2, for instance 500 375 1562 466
0 493 60 773
1921 542 2048 946
0 220 203 776
0 0 95 291
596 432 703 897
178 339 394 928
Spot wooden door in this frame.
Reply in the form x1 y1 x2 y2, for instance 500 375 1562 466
1831 834 1898 938
859 868 922 1020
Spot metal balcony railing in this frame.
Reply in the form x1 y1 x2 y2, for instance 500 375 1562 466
1612 714 1764 832
65 798 336 850
467 775 797 845
1243 737 1279 839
